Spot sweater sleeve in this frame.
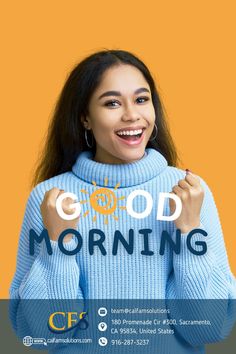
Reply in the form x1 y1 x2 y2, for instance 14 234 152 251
9 187 85 349
166 177 236 345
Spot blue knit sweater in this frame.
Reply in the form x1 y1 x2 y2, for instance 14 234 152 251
10 148 236 353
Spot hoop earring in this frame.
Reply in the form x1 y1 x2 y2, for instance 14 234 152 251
85 129 94 148
149 123 158 142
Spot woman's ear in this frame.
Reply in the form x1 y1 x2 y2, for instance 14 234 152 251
81 115 91 130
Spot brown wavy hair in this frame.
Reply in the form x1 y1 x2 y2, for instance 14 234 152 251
32 49 180 187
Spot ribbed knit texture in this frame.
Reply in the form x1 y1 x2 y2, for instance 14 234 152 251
9 148 236 353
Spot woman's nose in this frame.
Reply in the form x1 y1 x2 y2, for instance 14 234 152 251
122 105 141 121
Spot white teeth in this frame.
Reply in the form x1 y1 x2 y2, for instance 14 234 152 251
117 129 143 136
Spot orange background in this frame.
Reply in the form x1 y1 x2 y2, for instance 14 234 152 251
1 1 235 298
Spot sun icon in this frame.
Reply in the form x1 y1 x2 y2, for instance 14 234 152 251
79 177 126 225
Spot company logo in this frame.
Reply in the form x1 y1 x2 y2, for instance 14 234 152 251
48 311 89 333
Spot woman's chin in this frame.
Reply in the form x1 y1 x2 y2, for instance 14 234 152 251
117 149 146 163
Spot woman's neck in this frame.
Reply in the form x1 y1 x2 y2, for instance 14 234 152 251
93 150 147 165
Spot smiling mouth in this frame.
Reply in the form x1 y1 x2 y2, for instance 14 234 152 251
115 128 145 141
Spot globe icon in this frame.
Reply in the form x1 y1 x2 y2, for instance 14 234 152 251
23 336 33 347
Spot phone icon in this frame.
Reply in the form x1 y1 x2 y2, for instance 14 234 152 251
98 337 108 346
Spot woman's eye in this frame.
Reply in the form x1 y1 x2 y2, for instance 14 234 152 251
104 100 120 107
136 96 149 104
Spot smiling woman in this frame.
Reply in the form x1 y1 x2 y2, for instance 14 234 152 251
9 49 236 354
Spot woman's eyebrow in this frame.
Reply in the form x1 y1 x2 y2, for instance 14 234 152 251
98 87 150 100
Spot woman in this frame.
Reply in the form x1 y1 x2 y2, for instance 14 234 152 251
10 50 236 353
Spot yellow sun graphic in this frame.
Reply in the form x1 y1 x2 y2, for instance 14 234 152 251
79 178 126 225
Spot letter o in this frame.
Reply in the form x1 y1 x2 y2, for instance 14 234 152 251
126 190 153 219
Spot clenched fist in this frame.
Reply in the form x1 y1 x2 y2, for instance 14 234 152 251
40 187 80 242
169 170 204 234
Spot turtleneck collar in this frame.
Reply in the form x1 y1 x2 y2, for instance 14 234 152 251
72 148 168 188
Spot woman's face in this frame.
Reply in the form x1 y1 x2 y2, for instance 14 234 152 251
82 64 156 164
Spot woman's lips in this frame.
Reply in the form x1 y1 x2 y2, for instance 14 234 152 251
115 129 145 146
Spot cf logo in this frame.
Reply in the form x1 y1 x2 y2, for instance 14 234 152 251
48 311 88 333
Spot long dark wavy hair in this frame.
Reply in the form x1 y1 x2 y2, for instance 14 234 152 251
33 49 180 187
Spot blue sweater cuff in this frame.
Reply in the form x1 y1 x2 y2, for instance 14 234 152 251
39 237 78 264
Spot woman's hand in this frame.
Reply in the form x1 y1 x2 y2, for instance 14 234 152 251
40 187 80 242
169 170 204 234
